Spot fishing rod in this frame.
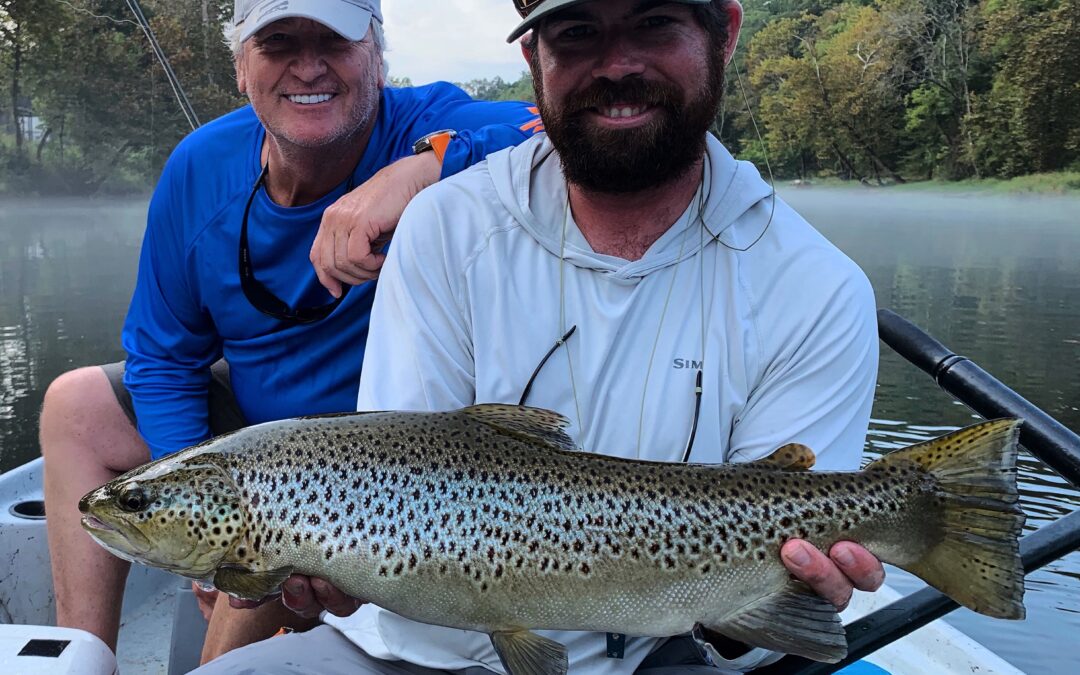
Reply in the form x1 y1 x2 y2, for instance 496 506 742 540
125 0 201 130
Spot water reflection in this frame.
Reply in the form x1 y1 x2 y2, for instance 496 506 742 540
1 190 1079 671
789 187 1080 673
0 199 145 469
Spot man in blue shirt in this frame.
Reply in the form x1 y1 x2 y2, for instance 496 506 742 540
38 0 541 663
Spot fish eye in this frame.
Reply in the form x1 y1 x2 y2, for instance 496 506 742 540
117 485 152 513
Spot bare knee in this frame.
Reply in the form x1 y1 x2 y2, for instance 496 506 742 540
41 367 117 440
40 366 146 470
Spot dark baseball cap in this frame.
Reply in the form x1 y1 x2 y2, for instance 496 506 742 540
507 0 712 43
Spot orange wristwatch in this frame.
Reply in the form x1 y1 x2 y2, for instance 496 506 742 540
412 129 457 164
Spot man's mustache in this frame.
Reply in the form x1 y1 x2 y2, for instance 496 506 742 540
562 79 682 114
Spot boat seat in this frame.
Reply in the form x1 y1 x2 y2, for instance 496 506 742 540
168 585 209 675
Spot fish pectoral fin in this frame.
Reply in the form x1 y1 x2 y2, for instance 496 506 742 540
212 565 293 602
490 629 568 675
748 443 816 471
705 583 846 663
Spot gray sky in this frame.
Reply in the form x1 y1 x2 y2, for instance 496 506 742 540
383 0 530 84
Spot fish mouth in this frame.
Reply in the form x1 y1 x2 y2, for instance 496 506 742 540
81 514 152 555
81 514 115 532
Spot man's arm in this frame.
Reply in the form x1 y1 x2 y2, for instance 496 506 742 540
727 269 879 470
122 159 221 459
310 153 438 296
354 178 477 411
732 264 883 612
311 86 542 295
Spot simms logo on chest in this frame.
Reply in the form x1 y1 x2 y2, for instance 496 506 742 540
673 359 703 370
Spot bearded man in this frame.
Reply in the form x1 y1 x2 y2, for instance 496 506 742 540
194 1 885 673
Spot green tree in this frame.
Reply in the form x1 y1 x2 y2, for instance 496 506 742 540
2 0 242 193
887 0 987 178
457 73 534 102
748 3 911 182
0 0 66 171
968 0 1080 176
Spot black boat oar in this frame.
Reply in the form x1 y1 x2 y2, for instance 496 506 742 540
759 309 1080 674
877 308 1080 488
758 507 1080 674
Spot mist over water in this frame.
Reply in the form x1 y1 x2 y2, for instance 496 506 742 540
2 189 1078 670
784 186 1080 673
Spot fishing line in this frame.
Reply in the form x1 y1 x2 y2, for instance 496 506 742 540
679 53 782 462
701 57 778 253
125 0 201 131
633 199 694 460
558 195 587 451
47 0 200 131
48 0 140 27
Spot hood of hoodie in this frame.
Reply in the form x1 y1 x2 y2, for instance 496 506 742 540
485 134 776 280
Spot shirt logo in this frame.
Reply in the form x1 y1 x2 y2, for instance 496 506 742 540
520 106 545 135
673 359 703 370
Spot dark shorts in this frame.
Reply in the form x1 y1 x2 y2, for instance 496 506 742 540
101 360 247 436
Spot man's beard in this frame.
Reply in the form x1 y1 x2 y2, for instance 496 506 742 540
533 63 724 194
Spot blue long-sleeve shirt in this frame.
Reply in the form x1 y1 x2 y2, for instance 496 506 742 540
123 83 542 459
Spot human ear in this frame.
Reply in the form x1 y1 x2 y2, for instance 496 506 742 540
235 55 247 95
723 1 744 65
519 32 534 64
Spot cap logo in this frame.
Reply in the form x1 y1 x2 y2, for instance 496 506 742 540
513 0 546 19
257 1 290 22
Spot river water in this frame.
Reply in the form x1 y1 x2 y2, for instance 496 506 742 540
1 190 1078 672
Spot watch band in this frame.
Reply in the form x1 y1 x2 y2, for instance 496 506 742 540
412 129 457 164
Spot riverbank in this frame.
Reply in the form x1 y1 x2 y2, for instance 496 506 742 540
784 171 1080 196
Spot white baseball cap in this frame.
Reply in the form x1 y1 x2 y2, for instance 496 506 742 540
234 0 383 43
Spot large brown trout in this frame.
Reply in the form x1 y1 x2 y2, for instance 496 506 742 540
80 405 1026 673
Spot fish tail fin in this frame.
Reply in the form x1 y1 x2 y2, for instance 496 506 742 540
868 418 1026 619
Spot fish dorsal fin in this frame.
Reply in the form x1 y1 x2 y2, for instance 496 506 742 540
490 630 569 675
294 410 389 421
704 581 846 662
462 404 576 452
749 443 816 471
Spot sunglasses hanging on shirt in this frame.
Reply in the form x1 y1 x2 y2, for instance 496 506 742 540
239 163 355 325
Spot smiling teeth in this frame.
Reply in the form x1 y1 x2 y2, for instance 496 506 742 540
602 106 646 118
288 94 333 105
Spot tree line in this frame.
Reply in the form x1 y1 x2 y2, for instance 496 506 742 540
1 0 1077 194
731 0 1080 182
0 0 244 194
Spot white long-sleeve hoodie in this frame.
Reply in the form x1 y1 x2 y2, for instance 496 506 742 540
327 134 879 673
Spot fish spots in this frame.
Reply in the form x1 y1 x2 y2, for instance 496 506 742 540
179 409 949 622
